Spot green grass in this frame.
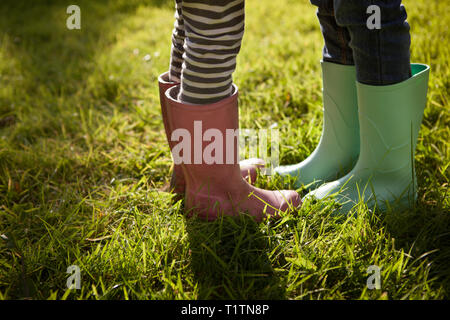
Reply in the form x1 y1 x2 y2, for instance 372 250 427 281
0 0 449 300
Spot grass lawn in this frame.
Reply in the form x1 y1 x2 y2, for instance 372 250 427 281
0 0 449 300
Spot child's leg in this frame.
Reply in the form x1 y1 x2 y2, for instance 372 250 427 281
274 0 359 189
177 0 245 105
169 0 185 82
163 0 265 193
306 1 430 213
162 0 301 220
333 0 411 85
311 0 354 66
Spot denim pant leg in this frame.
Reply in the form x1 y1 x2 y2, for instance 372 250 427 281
310 0 354 66
333 0 411 85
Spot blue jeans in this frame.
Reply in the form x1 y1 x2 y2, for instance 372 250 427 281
311 0 412 85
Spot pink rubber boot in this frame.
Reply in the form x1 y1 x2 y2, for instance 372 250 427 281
165 84 301 221
158 72 264 195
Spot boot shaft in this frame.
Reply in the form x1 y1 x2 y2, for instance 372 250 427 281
321 61 359 127
165 85 243 192
355 63 430 174
319 61 360 167
158 72 178 149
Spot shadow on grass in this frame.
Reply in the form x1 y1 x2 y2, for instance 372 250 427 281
384 203 450 298
185 215 286 299
0 0 173 299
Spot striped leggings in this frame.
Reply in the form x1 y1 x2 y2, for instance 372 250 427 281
169 0 245 105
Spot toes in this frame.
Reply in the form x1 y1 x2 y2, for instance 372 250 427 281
279 190 302 211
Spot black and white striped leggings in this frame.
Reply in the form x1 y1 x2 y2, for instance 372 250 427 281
169 0 245 105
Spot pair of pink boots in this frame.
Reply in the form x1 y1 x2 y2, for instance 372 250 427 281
158 72 301 221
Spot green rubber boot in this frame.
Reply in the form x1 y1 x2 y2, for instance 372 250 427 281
274 61 359 189
305 64 430 214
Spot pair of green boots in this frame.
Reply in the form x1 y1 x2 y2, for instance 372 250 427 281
275 61 430 213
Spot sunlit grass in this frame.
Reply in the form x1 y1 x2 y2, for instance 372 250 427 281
0 0 448 299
